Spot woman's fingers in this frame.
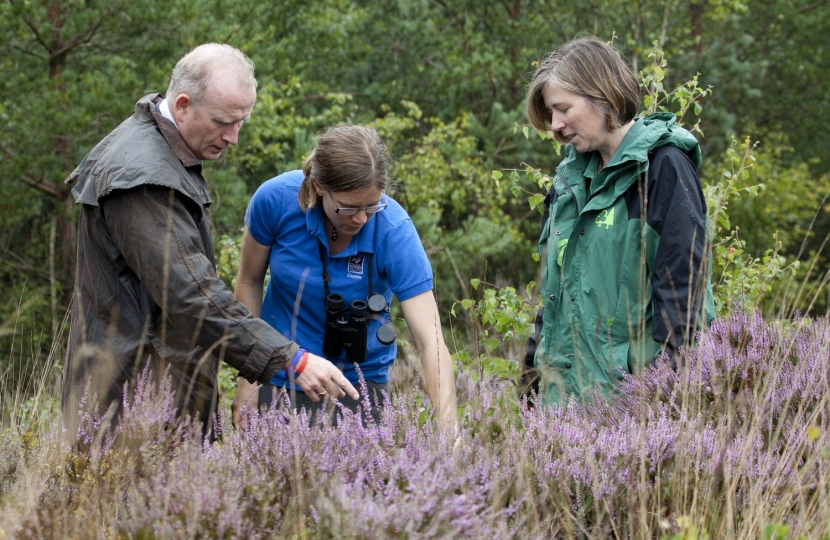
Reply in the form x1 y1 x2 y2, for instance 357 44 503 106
294 353 360 401
330 370 359 400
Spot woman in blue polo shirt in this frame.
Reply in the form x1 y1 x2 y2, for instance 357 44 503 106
231 125 457 425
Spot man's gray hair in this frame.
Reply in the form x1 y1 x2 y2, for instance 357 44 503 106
166 43 257 107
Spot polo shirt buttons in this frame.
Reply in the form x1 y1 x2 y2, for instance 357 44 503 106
580 230 585 236
570 295 576 301
565 363 572 369
549 294 556 301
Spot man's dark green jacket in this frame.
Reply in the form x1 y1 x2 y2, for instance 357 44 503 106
535 113 715 406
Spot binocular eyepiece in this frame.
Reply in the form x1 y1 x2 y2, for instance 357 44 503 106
323 293 396 364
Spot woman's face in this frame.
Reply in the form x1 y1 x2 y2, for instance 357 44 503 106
541 84 611 156
316 185 384 238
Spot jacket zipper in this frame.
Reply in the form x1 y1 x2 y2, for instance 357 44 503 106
555 169 580 215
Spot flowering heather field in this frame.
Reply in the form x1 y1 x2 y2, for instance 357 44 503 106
2 312 830 539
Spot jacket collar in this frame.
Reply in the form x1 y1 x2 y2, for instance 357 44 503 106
137 94 202 169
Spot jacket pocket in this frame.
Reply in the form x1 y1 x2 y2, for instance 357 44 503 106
627 332 661 373
593 316 630 372
609 340 631 380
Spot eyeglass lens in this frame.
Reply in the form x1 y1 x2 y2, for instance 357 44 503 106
329 192 388 215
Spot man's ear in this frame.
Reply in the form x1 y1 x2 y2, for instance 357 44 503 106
172 93 192 119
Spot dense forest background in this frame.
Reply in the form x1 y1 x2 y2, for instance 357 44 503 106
2 0 830 399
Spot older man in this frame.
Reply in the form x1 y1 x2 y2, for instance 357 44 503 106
62 44 356 440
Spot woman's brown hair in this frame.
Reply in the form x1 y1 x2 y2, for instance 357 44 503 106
526 37 640 143
298 125 392 211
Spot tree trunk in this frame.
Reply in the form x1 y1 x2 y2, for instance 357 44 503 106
689 0 707 55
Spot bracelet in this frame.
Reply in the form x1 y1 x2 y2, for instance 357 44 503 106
294 353 308 376
287 348 308 378
290 348 306 368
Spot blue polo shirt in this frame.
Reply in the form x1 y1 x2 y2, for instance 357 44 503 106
245 170 434 388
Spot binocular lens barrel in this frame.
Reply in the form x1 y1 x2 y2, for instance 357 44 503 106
326 293 345 312
323 294 346 358
345 300 368 363
350 299 367 319
322 294 395 364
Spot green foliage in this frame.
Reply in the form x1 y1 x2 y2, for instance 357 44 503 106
714 134 830 315
496 141 559 222
3 0 830 407
725 135 830 257
712 238 792 316
686 0 830 167
705 137 799 315
215 231 243 290
763 523 790 540
641 42 711 134
453 279 540 353
371 101 537 325
452 350 521 383
380 103 508 222
229 80 360 190
2 393 58 436
216 358 240 419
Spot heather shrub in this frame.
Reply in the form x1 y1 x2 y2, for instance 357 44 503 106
519 312 830 537
3 312 830 538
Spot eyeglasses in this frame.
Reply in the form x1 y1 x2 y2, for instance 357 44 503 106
326 191 388 216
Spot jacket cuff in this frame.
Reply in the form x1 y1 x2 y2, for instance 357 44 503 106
238 339 299 385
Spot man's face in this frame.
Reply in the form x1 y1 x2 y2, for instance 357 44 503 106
173 71 256 161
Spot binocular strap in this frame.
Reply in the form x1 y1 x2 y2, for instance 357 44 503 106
316 239 377 307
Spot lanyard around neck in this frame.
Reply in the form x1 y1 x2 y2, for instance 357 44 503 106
316 239 374 302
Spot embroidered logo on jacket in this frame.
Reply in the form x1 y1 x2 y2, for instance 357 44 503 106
347 255 365 280
596 208 615 229
556 239 569 267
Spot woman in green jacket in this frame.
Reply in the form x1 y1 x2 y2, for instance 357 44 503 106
523 37 714 406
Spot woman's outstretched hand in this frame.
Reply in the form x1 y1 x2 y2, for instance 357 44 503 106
231 354 359 429
293 353 360 403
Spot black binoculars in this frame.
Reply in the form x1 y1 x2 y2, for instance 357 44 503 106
323 293 396 364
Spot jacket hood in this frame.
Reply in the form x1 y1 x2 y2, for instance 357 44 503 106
614 112 701 170
66 94 210 207
557 113 701 213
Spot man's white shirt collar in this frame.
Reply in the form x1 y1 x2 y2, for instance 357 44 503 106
159 98 178 129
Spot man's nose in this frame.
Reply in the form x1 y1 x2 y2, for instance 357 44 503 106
223 122 242 145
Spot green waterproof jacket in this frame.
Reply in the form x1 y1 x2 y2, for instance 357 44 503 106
535 113 715 406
